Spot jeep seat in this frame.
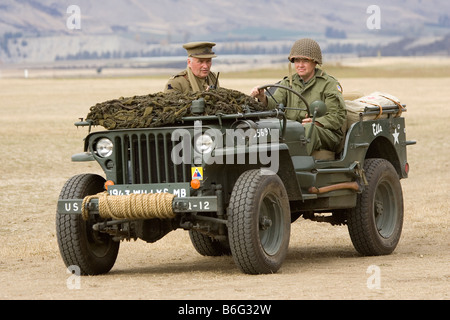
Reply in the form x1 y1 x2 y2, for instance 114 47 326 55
312 149 336 160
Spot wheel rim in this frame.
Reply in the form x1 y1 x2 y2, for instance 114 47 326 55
374 180 398 238
259 192 284 256
85 219 114 257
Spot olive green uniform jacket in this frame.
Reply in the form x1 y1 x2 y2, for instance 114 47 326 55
267 69 346 155
164 69 219 94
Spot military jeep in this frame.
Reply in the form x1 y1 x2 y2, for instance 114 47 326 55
56 85 415 275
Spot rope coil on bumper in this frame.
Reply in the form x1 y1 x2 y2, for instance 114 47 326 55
81 192 176 220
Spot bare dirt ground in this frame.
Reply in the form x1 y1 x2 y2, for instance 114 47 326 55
0 59 448 300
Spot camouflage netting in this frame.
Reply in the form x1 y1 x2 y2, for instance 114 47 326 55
86 88 268 130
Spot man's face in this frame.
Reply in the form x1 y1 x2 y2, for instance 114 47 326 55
188 57 212 79
294 57 317 82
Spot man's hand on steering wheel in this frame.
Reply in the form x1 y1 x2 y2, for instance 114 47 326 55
250 86 267 103
251 84 311 115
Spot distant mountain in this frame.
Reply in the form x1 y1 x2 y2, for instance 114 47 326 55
1 0 450 63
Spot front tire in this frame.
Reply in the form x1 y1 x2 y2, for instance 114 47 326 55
56 174 120 275
228 169 290 274
347 159 404 256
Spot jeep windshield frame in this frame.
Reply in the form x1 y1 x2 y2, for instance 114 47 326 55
76 108 288 139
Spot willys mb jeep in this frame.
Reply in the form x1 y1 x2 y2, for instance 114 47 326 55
56 85 415 275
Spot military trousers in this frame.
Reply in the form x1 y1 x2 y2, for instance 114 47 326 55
303 123 342 155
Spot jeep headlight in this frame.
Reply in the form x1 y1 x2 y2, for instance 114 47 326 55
95 138 113 158
195 133 214 154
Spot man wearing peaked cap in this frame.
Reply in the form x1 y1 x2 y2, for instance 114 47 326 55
164 42 220 93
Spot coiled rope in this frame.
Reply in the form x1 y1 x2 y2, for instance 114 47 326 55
81 192 175 221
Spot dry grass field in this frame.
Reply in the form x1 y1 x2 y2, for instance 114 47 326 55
0 57 449 300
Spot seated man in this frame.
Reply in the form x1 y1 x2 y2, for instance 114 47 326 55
251 38 346 156
164 41 220 94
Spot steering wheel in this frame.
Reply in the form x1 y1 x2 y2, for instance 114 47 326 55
257 84 310 115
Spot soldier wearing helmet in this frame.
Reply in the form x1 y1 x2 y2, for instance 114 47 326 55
251 38 346 156
164 42 220 94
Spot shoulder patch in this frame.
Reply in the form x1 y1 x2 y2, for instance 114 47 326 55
170 70 187 80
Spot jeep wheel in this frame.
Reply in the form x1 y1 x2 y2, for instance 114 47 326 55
348 159 404 256
189 230 231 256
56 174 119 275
228 169 290 274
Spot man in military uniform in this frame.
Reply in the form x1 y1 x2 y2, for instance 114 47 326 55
164 42 219 94
250 38 346 156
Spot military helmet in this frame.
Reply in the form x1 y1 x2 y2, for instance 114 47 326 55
288 38 322 65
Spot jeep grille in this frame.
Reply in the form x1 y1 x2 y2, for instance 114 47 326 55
113 132 191 185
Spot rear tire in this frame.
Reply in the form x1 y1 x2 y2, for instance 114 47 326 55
228 169 290 274
56 174 119 275
347 159 404 255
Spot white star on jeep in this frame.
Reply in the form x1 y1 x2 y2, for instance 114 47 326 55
392 129 400 145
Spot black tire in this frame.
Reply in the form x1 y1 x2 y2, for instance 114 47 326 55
347 159 404 256
189 230 231 256
228 169 291 274
56 174 120 275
